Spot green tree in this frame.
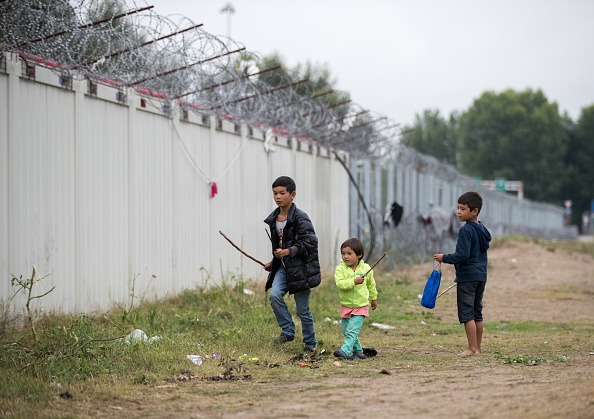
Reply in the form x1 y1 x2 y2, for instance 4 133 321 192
256 52 349 110
253 52 352 140
458 88 567 203
400 109 459 165
255 53 293 88
565 105 594 229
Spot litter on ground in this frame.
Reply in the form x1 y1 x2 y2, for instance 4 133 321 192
125 329 147 344
371 323 396 329
185 355 202 366
124 329 162 344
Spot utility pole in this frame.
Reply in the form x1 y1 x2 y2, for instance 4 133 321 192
220 3 235 39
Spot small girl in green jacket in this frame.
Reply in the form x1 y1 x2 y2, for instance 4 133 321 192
334 238 378 360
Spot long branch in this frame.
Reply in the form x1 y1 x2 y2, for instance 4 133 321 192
29 286 56 300
219 231 265 267
55 335 126 360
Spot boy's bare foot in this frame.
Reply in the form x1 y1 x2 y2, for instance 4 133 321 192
457 350 478 356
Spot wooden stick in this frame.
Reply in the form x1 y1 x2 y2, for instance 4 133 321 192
219 230 266 267
55 335 126 360
436 282 457 300
364 252 387 276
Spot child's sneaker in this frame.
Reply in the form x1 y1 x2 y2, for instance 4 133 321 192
273 333 294 344
362 347 378 357
303 346 318 355
333 350 349 360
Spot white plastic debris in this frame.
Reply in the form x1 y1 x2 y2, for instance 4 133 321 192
510 258 517 263
417 294 423 299
324 317 332 322
148 336 162 344
421 321 427 325
243 288 254 295
371 323 396 330
186 355 203 366
125 329 147 344
333 320 339 325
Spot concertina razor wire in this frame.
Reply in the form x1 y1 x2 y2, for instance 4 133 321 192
0 0 428 159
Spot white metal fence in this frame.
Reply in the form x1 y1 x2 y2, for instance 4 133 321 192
0 52 350 313
349 154 575 269
1 51 574 314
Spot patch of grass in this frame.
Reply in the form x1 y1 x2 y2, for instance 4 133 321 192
491 236 530 247
494 352 548 365
488 320 576 332
493 351 573 365
489 237 594 259
1 267 593 417
542 283 594 300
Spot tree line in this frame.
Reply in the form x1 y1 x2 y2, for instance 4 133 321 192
400 89 594 230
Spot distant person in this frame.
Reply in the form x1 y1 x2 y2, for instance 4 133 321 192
434 191 492 356
263 176 321 354
334 238 378 360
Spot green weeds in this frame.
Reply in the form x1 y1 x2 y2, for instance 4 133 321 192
494 352 548 365
493 352 571 365
1 259 592 417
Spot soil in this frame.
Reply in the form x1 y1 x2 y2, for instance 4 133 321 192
86 239 594 418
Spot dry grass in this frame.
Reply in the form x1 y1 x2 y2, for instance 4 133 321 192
1 237 593 418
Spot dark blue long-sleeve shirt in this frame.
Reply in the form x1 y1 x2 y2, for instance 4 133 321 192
442 221 492 283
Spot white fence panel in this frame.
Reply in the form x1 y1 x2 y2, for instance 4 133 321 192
75 95 129 311
0 70 8 302
0 52 350 313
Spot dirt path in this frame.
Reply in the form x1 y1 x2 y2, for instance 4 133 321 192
223 240 593 418
89 239 594 418
400 239 594 324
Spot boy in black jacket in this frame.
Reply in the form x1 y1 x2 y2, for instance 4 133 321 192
434 192 492 355
263 176 321 354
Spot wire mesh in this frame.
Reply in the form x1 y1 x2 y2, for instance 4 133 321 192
0 0 410 157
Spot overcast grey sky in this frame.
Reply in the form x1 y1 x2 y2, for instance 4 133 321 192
149 0 594 127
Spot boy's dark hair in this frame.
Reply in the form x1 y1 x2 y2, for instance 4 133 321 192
341 238 365 260
272 176 296 194
458 191 483 214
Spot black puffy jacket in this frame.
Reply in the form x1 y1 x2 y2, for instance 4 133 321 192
264 203 321 294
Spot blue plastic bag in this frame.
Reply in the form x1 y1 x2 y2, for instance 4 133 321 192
421 262 442 309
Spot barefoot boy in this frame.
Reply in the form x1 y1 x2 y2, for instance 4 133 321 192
434 192 491 355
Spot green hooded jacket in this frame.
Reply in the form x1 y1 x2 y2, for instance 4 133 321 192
335 259 378 308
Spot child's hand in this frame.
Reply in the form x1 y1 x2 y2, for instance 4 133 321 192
274 248 289 258
433 254 444 263
263 262 272 272
370 300 377 310
354 276 365 285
